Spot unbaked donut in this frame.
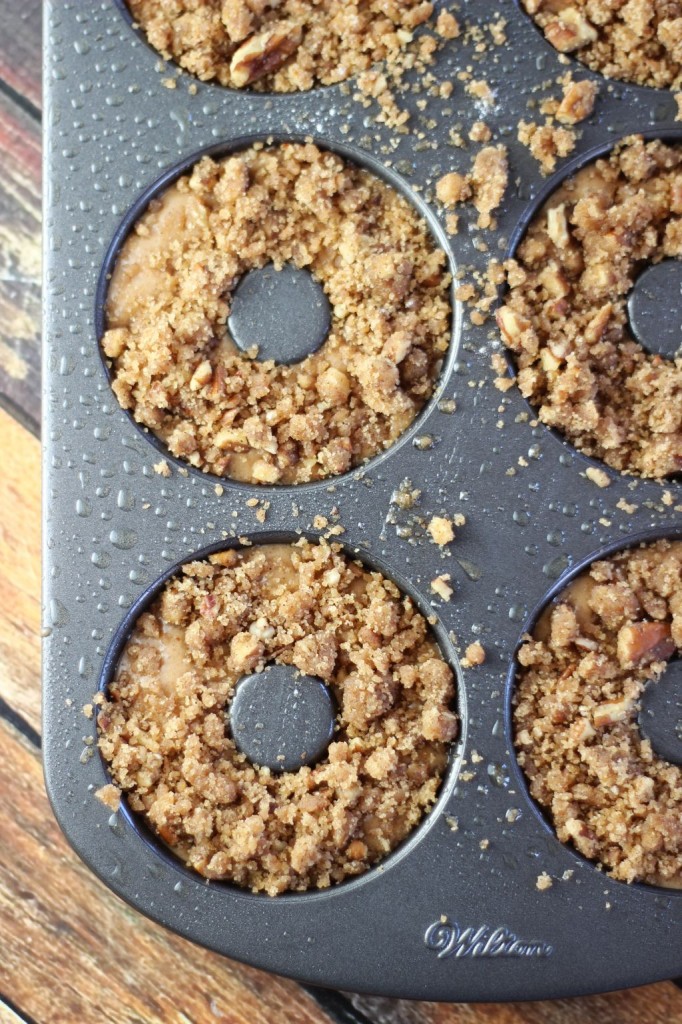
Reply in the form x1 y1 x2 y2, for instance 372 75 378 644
102 142 451 485
497 136 682 479
522 0 682 90
126 0 435 92
514 538 682 886
98 539 458 895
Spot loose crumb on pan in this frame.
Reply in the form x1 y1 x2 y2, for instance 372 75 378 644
517 119 578 176
517 74 597 175
522 0 682 90
436 145 509 228
427 516 455 547
127 0 436 92
514 539 682 887
431 574 453 601
536 871 553 891
585 466 611 488
95 784 122 812
497 136 682 480
98 540 458 895
462 641 486 668
103 143 451 486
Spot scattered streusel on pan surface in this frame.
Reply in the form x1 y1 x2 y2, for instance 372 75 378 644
98 540 458 895
127 0 436 91
514 539 682 887
523 0 682 90
498 136 682 479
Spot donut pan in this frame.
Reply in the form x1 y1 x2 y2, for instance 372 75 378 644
43 0 682 1002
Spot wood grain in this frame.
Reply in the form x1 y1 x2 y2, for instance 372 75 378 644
350 985 682 1024
0 408 40 734
0 90 41 431
0 0 42 111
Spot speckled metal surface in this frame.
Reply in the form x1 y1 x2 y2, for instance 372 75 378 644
43 0 682 1001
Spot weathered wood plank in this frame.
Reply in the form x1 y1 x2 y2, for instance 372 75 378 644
0 92 41 430
0 715 336 1024
0 0 42 112
350 983 682 1022
0 408 40 734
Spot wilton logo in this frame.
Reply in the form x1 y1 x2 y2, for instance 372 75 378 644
425 920 553 960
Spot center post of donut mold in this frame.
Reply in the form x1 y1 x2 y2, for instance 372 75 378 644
627 260 682 361
638 658 682 766
228 263 332 365
229 663 337 772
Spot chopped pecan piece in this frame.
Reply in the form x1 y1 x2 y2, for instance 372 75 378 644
544 9 598 52
547 204 570 248
593 697 633 729
616 621 675 668
556 79 598 125
230 21 303 88
496 306 538 355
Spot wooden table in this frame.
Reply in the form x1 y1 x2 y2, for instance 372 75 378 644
0 3 680 1021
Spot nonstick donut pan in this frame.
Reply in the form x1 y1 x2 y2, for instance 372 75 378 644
43 0 681 1002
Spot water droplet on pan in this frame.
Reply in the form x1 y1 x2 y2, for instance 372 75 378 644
109 528 138 550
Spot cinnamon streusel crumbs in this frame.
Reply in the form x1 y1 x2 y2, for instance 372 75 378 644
514 539 682 886
435 145 509 228
427 516 455 547
462 641 486 668
104 143 451 485
523 0 682 90
498 136 682 479
99 540 458 895
127 0 435 92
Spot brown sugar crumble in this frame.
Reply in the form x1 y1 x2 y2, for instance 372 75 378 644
98 540 458 895
95 784 122 812
462 641 486 668
497 136 682 479
522 0 682 90
517 74 597 175
127 0 437 92
436 145 509 228
536 871 553 891
517 120 578 176
103 143 451 485
430 574 454 601
427 516 455 547
514 539 682 887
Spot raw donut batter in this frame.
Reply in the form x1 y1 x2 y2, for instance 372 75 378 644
103 142 451 484
98 540 458 895
498 136 682 479
522 0 682 90
514 539 682 886
127 0 435 91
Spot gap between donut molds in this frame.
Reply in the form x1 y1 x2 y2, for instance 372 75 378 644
504 526 682 895
94 132 462 494
95 530 467 901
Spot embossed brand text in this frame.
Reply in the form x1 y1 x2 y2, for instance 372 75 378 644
425 920 553 959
